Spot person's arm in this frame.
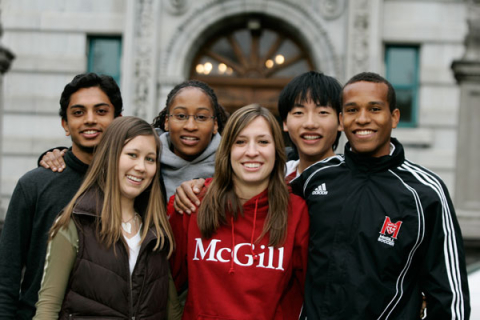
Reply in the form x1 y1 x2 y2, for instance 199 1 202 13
37 147 68 172
280 198 310 319
173 178 206 214
0 181 34 317
167 196 189 292
34 220 78 319
420 182 470 319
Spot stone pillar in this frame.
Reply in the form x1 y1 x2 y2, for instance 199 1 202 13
451 0 480 240
0 15 15 225
121 0 161 121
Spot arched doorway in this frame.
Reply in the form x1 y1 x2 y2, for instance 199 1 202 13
189 15 315 115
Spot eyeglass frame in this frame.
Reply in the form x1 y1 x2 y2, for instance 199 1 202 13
168 113 216 123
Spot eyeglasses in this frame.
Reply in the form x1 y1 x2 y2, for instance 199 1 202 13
168 113 215 123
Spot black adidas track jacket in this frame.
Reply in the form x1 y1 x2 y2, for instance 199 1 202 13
291 138 470 320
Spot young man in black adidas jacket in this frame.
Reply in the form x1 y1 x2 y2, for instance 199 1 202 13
291 72 470 319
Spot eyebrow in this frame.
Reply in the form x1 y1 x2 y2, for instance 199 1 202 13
293 102 332 108
124 147 157 155
171 106 212 112
69 103 111 109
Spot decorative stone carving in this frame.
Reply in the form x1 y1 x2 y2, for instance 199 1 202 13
133 0 155 118
163 0 189 16
348 0 371 75
319 0 346 20
463 0 480 61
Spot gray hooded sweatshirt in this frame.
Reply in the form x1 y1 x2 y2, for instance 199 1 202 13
159 132 221 200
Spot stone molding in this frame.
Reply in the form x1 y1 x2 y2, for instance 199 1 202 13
346 0 371 77
319 0 346 20
163 0 190 15
161 0 342 80
132 0 157 118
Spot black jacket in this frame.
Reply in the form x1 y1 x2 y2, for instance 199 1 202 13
0 150 88 319
59 189 169 319
291 138 470 319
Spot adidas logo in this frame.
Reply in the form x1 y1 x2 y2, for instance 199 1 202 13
312 183 328 195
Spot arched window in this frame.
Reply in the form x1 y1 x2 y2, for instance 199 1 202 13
190 16 314 115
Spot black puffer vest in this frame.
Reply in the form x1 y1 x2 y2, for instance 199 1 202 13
59 190 169 319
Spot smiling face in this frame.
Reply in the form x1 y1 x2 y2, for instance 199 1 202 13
164 87 218 161
230 117 275 198
118 135 157 207
340 81 400 158
61 86 115 164
283 96 341 171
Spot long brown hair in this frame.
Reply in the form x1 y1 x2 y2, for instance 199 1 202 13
50 116 174 257
197 104 289 247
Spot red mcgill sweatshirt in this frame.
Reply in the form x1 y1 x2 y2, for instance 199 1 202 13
168 179 309 320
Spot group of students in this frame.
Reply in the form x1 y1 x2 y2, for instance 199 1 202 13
0 70 471 319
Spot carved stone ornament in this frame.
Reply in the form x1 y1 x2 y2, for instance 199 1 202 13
133 0 155 118
319 0 346 20
163 0 189 16
350 0 370 75
463 0 480 61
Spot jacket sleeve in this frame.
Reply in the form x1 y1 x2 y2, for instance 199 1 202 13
281 196 310 320
0 181 34 317
420 182 470 319
167 195 189 293
34 220 77 319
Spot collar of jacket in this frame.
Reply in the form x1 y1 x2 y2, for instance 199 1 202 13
71 187 159 246
65 148 90 174
344 138 405 173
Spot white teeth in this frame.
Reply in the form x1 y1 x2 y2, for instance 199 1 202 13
83 130 98 135
244 163 260 168
356 130 373 136
182 137 198 141
127 175 143 182
303 135 320 140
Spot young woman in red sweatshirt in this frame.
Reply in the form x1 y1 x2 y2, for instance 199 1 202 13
168 104 309 319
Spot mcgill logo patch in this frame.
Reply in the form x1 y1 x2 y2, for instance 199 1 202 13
377 216 403 247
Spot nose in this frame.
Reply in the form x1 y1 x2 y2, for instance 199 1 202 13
135 159 146 172
84 110 97 124
356 109 370 124
183 116 198 131
302 112 319 129
245 141 259 157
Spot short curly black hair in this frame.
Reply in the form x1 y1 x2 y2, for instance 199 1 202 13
342 72 396 112
59 73 123 121
152 80 228 134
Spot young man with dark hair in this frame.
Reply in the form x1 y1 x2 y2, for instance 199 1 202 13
0 73 123 319
278 70 342 179
292 72 470 319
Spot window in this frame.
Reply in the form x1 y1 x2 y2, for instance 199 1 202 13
385 45 419 127
190 16 315 115
87 36 122 84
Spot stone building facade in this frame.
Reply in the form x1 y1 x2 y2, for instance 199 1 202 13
1 0 478 241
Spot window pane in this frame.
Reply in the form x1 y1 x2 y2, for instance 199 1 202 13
386 47 417 85
88 36 122 84
395 89 414 123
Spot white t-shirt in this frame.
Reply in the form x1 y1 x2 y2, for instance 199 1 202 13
124 225 142 275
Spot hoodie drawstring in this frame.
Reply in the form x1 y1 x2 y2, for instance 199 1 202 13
229 216 235 274
229 198 260 274
250 198 259 262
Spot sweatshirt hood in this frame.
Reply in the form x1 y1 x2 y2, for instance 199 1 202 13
159 132 221 168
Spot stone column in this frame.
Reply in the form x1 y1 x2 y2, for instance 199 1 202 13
0 16 15 225
451 0 480 240
121 0 161 121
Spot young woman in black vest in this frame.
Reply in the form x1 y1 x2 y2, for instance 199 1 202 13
35 116 181 319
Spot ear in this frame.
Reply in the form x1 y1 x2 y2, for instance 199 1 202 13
164 115 169 132
61 118 71 137
283 121 289 132
391 108 400 129
212 118 218 135
339 112 345 132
